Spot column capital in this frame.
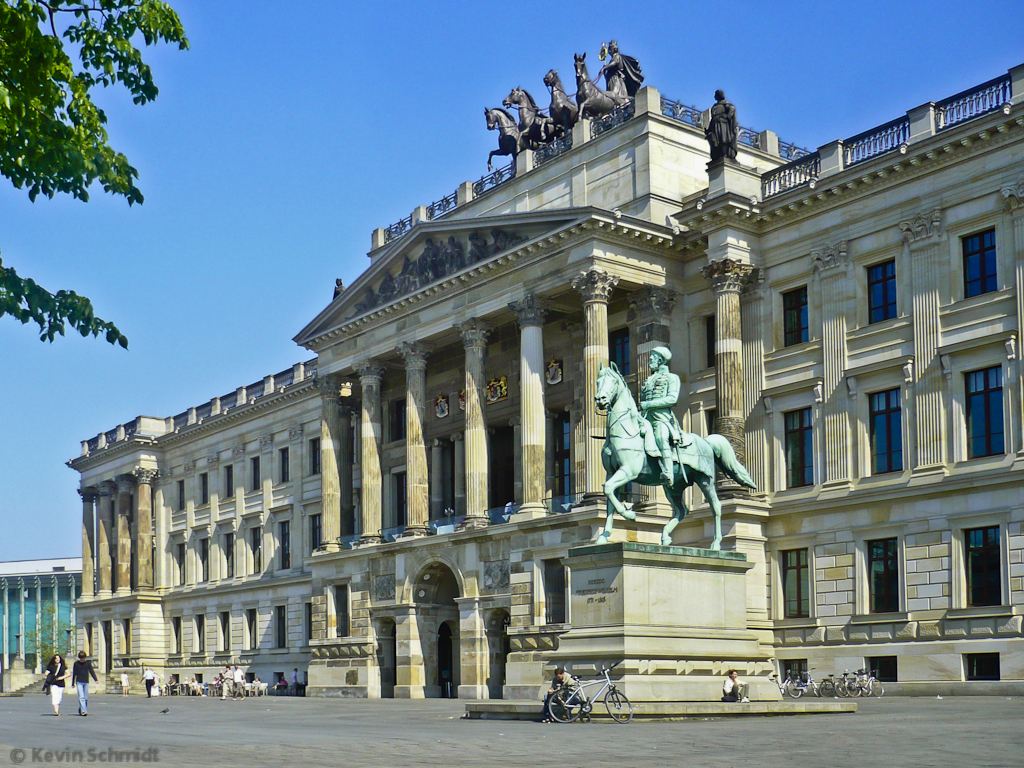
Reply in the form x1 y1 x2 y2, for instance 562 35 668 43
354 359 386 385
571 266 619 304
450 432 464 442
899 208 943 243
456 318 491 349
132 468 159 486
396 341 433 369
629 286 677 322
116 476 135 494
701 258 754 293
508 294 548 327
78 487 98 503
811 240 849 276
316 374 348 399
98 480 117 497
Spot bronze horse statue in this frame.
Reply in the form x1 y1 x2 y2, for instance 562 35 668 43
543 69 579 135
484 107 521 170
573 52 628 121
503 87 561 149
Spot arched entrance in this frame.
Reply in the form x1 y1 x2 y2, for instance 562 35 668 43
413 562 460 698
437 621 455 698
485 608 511 699
375 618 397 698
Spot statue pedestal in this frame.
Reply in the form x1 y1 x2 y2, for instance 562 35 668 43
550 542 779 702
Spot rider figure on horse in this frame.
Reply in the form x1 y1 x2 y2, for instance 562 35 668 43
639 347 688 484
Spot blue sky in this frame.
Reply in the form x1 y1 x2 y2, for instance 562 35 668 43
1 0 1022 561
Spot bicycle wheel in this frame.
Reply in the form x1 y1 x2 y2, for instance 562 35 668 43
848 680 864 698
868 680 884 698
818 679 835 698
604 689 633 724
835 679 850 697
550 690 583 723
787 683 804 699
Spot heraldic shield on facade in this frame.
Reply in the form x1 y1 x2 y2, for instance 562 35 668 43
68 38 1024 706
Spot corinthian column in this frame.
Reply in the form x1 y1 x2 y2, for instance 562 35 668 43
318 376 344 550
702 258 753 489
96 481 115 596
509 295 548 517
356 361 385 544
397 342 432 537
79 489 97 598
115 476 134 593
571 266 619 497
133 468 158 589
456 319 491 529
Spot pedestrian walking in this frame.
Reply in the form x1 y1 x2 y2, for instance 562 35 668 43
120 670 130 696
141 666 157 698
44 654 72 716
72 651 99 716
232 665 245 700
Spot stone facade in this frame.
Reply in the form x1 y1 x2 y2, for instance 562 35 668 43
72 61 1024 697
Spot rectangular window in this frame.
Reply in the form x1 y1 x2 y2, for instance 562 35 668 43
867 260 897 323
963 229 997 298
275 605 287 649
309 438 321 476
200 473 209 506
784 408 814 488
965 652 1000 681
335 584 350 638
305 603 313 643
199 538 209 582
965 526 1001 607
219 612 230 652
223 465 233 498
394 472 407 528
177 480 185 511
171 617 182 654
224 532 235 579
279 520 291 570
781 548 809 618
122 619 132 655
609 327 631 376
544 559 567 624
176 542 186 586
966 366 1004 458
705 407 716 436
279 447 290 483
783 287 809 347
782 659 807 682
869 389 903 474
251 526 263 573
868 656 898 683
553 413 572 500
390 399 407 442
250 456 261 491
246 609 258 651
867 537 899 613
310 514 322 552
195 614 205 653
705 314 716 369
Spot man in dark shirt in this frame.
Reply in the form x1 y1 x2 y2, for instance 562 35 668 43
72 651 99 716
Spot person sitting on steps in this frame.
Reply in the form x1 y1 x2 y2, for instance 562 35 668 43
722 669 750 702
541 666 578 723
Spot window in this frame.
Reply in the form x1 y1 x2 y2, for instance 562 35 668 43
965 526 1001 607
784 408 813 488
782 659 807 682
250 456 261 491
394 472 407 528
121 619 131 655
200 473 209 505
867 538 899 613
335 584 350 638
783 287 808 346
867 260 897 323
309 438 321 476
553 413 572 500
279 447 290 483
390 399 407 442
251 526 263 573
199 538 209 582
544 559 566 624
705 314 716 369
868 656 898 683
219 612 230 651
279 521 291 570
177 480 185 511
246 609 258 650
966 367 1004 458
310 514 322 552
963 229 997 298
224 532 235 579
305 603 314 642
171 617 182 654
275 605 287 649
869 389 903 474
705 407 716 436
965 652 1000 681
223 465 233 498
781 548 809 618
609 327 630 375
195 614 205 653
176 542 186 586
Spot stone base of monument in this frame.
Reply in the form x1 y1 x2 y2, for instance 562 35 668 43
464 699 857 721
548 541 781 703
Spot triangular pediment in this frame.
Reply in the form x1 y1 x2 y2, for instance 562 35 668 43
294 208 598 347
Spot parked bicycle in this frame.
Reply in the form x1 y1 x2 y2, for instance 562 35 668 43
787 670 821 698
549 662 634 724
845 668 885 697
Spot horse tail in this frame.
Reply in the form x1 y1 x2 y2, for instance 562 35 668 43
706 434 757 489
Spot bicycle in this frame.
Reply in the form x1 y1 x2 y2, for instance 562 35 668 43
849 668 885 697
549 662 634 724
788 671 821 699
768 671 796 698
817 673 838 698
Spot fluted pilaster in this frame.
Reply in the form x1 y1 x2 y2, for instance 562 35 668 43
451 433 466 516
456 319 491 528
318 376 344 550
741 273 770 493
813 242 852 486
509 295 548 516
397 342 432 536
132 468 158 589
356 361 385 544
115 476 134 593
96 481 115 595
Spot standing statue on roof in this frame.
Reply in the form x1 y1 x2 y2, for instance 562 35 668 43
706 89 738 162
598 41 645 101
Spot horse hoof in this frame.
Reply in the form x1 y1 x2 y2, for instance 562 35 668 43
621 510 636 521
595 534 610 545
661 535 672 546
710 541 722 551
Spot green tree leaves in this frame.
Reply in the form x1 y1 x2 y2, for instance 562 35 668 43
0 0 188 345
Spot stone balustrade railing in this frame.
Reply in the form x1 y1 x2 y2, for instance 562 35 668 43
843 116 910 167
762 152 821 200
936 74 1012 131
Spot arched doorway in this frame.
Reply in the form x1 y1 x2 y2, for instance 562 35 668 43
486 608 510 699
375 618 397 698
437 621 455 698
413 562 460 698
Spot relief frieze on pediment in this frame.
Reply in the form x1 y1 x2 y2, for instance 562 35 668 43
350 228 526 317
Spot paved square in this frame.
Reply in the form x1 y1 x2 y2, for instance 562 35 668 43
0 694 1020 768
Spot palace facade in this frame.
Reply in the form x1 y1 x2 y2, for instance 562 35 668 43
71 61 1024 696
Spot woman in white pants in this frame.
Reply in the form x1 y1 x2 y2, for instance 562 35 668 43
45 654 72 716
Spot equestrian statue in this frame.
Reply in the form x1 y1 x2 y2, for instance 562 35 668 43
483 106 521 170
594 346 756 549
504 87 561 149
